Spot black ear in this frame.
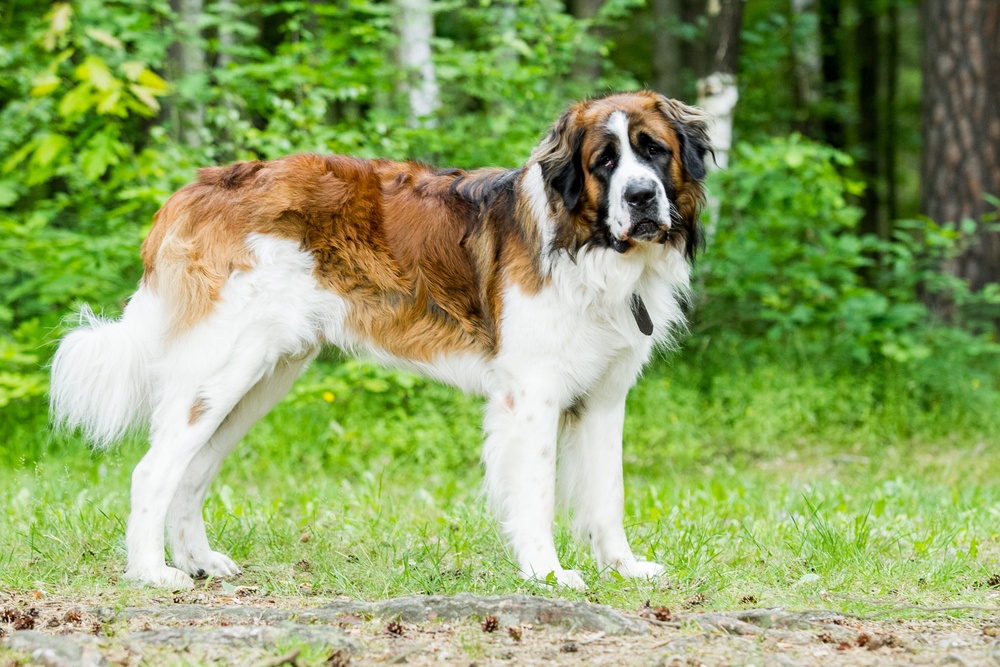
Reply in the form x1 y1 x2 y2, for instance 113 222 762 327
534 110 586 213
675 123 710 181
656 95 713 182
547 129 584 211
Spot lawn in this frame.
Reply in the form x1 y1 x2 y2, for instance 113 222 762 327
3 354 1000 617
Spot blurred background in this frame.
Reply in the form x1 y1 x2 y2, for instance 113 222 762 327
0 0 997 439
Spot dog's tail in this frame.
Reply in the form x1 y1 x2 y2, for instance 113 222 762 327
50 287 161 448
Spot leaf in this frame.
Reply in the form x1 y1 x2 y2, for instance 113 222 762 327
96 88 124 115
0 180 19 207
78 132 122 180
85 28 123 50
76 56 116 92
2 142 36 175
136 69 170 92
42 3 73 51
30 71 62 97
31 134 70 168
121 61 145 81
128 84 161 112
58 83 94 118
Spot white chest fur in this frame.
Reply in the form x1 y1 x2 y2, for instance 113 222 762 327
490 243 690 406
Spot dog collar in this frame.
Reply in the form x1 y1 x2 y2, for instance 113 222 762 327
630 293 653 336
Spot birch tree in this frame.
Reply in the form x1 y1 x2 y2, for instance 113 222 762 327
396 0 440 127
168 0 205 147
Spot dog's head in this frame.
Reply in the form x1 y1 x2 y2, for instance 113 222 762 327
533 91 711 259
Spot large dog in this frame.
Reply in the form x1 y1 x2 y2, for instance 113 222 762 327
50 91 710 590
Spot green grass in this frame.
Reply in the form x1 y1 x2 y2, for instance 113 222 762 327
2 353 1000 616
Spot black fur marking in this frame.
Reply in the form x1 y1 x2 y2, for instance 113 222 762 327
630 293 653 336
547 129 585 212
672 121 710 181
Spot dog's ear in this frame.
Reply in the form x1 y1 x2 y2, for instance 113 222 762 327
533 111 585 212
656 95 712 181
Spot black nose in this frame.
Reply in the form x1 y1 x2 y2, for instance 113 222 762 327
624 181 657 208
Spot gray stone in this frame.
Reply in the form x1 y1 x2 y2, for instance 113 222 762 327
327 593 649 635
109 594 648 635
126 622 355 651
684 608 850 635
4 630 109 667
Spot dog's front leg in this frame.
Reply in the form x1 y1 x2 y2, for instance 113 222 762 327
559 390 666 580
482 383 584 589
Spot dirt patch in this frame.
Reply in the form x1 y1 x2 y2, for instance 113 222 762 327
3 592 1000 666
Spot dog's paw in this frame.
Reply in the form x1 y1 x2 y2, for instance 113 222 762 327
175 551 241 579
553 568 588 590
524 568 588 590
123 565 195 589
615 559 666 580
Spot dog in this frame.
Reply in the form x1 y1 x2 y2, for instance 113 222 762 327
50 91 710 590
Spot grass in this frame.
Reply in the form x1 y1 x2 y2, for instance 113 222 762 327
2 351 1000 617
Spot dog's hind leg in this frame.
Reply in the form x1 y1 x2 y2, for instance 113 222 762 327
165 351 316 579
123 335 280 589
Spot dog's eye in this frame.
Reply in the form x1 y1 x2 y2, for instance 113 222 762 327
603 156 616 169
647 143 667 159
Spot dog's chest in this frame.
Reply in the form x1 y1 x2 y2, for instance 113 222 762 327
495 247 689 398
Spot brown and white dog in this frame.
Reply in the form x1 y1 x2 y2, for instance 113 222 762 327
50 91 710 589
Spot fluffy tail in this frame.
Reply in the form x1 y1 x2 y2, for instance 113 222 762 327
50 290 158 448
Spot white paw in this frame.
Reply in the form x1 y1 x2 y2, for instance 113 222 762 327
124 565 195 589
174 550 241 578
614 559 666 580
523 568 588 590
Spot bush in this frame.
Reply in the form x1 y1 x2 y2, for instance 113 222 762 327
699 134 999 367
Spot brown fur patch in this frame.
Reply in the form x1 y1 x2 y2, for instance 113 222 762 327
188 398 207 425
141 155 541 359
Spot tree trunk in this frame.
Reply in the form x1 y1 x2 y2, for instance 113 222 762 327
569 0 604 81
921 0 1000 292
396 0 440 127
696 0 743 242
883 0 900 224
696 0 743 171
818 0 845 149
168 0 205 148
216 0 235 71
652 0 682 96
856 0 882 238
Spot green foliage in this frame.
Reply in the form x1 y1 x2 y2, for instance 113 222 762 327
0 0 995 430
0 0 186 404
700 135 999 369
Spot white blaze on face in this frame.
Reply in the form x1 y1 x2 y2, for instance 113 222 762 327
605 111 670 241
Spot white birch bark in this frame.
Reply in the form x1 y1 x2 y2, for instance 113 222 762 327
396 0 440 127
169 0 205 147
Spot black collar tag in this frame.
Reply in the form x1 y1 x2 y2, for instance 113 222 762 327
630 293 653 336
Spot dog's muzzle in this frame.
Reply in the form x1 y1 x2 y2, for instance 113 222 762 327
620 180 669 246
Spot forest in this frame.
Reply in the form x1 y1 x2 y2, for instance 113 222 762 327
0 0 996 435
3 2 1000 661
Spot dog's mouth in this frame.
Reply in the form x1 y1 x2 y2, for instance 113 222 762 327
611 219 667 253
629 219 662 241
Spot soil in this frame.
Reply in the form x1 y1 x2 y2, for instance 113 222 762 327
3 590 1000 666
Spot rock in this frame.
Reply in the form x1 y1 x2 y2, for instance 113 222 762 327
126 622 356 651
109 594 648 636
685 608 850 635
4 630 109 667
